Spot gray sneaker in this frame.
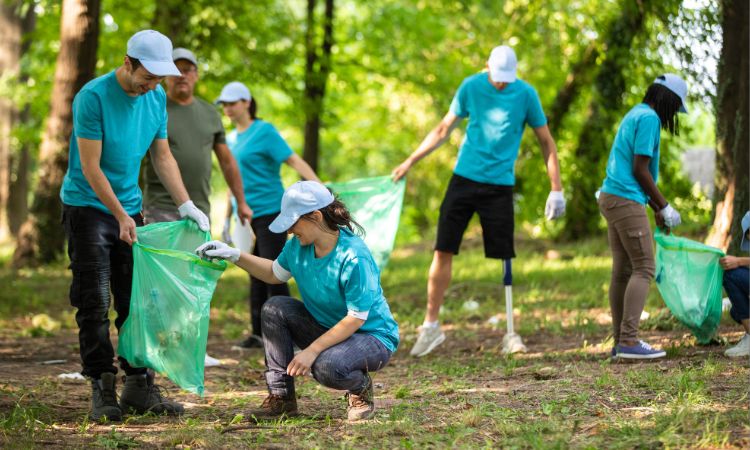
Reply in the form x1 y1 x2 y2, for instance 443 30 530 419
120 372 184 416
90 372 122 421
410 326 446 357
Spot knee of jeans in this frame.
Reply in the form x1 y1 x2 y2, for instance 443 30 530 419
261 296 293 322
70 268 111 310
312 358 348 386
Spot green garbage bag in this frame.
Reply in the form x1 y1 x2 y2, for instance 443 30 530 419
654 230 725 344
119 220 226 396
327 176 406 268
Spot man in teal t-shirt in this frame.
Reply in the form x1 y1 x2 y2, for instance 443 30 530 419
60 30 209 422
392 45 565 358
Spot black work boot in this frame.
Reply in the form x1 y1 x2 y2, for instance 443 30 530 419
90 372 122 421
346 374 375 421
119 372 184 416
247 394 298 420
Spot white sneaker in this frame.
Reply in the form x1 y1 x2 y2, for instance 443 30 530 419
410 326 445 357
725 334 750 358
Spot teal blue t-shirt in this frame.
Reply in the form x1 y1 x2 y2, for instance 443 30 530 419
273 227 400 352
60 71 168 215
449 73 547 185
601 104 661 204
227 120 294 218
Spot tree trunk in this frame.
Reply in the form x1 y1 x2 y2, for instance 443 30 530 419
547 43 599 134
562 0 650 240
302 0 334 174
151 0 190 46
13 0 100 267
706 0 749 254
0 2 30 241
7 3 36 236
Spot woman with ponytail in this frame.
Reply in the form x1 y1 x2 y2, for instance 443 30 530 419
196 181 399 421
598 74 689 360
216 82 320 349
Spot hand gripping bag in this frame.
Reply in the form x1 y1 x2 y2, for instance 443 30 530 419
654 230 725 344
119 220 226 395
327 176 406 269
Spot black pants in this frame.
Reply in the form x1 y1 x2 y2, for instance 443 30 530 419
249 213 290 336
63 205 147 379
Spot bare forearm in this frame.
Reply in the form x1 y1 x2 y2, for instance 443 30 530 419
235 253 282 284
409 124 451 164
287 155 321 182
82 165 129 219
633 159 667 211
540 141 562 191
151 145 189 206
307 316 363 354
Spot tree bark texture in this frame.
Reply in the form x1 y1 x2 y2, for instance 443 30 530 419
562 0 650 240
302 0 334 174
706 0 749 254
13 0 100 267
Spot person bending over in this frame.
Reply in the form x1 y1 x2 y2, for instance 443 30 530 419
197 181 399 421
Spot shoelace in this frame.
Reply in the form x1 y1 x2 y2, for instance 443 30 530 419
639 341 654 350
146 383 173 409
260 395 283 409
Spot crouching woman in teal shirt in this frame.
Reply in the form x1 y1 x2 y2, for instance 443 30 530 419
196 181 399 421
598 74 688 360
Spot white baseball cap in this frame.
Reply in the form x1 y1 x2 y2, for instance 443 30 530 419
126 30 180 77
741 211 750 252
654 74 688 113
269 181 335 233
216 81 251 104
172 47 198 67
487 45 517 83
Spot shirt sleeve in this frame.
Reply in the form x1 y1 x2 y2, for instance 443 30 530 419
341 256 379 320
273 238 294 282
73 90 103 140
525 86 548 129
211 107 226 145
265 125 294 163
449 79 470 118
633 115 661 157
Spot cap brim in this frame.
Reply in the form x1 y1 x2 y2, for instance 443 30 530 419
214 94 246 105
269 212 300 233
141 60 181 77
489 69 516 83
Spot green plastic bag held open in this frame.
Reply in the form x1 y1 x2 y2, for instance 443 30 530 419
327 176 406 268
119 220 226 396
654 230 725 344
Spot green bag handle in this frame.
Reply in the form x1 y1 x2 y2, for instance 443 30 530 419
654 229 726 257
134 242 227 271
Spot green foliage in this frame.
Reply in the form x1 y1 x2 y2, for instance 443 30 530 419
8 0 721 247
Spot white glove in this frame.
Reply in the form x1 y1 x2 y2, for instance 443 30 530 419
545 191 566 220
178 200 210 231
222 219 233 244
196 240 240 263
659 203 681 228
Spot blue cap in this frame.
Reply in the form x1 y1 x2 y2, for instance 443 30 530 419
126 30 180 76
216 81 251 104
741 211 750 252
269 181 335 233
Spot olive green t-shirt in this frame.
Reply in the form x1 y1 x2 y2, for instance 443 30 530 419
143 97 225 215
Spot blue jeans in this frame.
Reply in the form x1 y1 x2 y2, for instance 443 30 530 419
724 267 749 323
260 296 392 398
62 205 147 379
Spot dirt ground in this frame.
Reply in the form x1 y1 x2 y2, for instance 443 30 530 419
1 323 748 448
